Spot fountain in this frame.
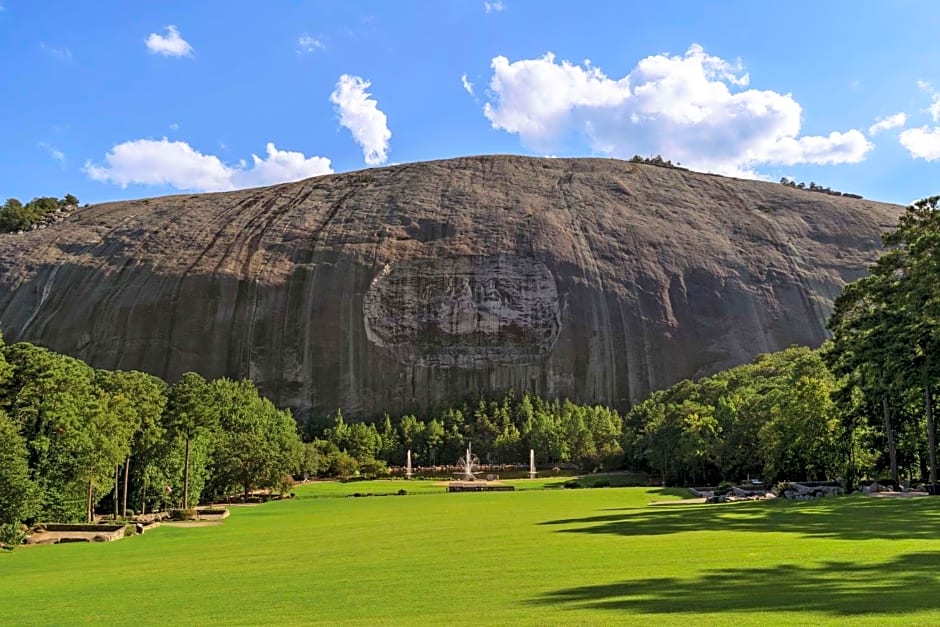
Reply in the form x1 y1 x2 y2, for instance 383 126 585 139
405 450 413 479
529 449 537 479
447 442 514 492
458 442 480 481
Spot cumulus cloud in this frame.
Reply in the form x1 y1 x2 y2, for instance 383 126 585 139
146 25 193 57
461 73 474 96
297 33 324 54
899 82 940 161
482 44 871 177
330 74 391 165
84 138 332 191
869 113 906 135
900 127 940 161
484 1 505 13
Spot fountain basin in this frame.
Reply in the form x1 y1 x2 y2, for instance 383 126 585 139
447 482 515 492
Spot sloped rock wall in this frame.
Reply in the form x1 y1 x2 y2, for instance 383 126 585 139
0 156 903 418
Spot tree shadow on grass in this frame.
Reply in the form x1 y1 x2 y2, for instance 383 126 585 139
531 552 940 617
539 496 940 541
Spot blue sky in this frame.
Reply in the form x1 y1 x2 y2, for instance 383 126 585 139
2 1 940 205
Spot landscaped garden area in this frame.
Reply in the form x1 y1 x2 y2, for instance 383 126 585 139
2 482 939 625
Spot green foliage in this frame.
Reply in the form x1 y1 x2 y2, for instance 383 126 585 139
827 195 940 485
624 347 844 484
0 330 305 527
204 378 303 501
165 372 219 508
0 194 79 232
779 177 862 198
1 342 126 521
307 392 625 475
0 411 36 527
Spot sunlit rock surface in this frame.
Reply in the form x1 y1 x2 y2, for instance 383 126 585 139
0 156 903 418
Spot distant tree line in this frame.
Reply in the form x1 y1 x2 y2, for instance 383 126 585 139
629 154 688 170
0 195 80 233
302 394 626 479
779 177 863 199
0 333 303 546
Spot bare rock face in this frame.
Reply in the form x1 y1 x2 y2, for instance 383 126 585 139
363 254 561 368
0 156 903 418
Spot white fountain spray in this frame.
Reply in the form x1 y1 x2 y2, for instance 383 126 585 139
406 449 413 479
458 442 479 481
529 448 537 479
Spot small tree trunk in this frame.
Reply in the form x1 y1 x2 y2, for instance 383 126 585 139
114 464 120 519
86 479 94 523
883 396 899 486
183 437 191 509
122 457 131 517
927 386 938 486
141 477 148 516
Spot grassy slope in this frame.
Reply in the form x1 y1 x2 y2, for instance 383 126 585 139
2 485 940 625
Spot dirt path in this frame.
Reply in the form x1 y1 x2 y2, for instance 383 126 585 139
868 491 929 499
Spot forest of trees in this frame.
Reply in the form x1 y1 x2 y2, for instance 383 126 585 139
621 346 846 486
302 394 625 479
826 196 940 491
0 337 303 546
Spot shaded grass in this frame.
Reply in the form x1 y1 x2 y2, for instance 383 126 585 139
2 486 939 625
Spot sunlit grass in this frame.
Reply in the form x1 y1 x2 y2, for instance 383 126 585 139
2 485 939 625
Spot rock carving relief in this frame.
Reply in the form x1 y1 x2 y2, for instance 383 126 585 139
363 255 561 367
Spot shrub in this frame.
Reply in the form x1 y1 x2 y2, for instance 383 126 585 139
0 523 27 550
563 480 582 489
716 481 734 496
170 508 197 521
592 479 611 488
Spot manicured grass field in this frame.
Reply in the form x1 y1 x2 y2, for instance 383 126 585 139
3 482 940 625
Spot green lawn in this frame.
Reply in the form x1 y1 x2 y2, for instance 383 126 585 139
3 485 940 625
290 471 646 498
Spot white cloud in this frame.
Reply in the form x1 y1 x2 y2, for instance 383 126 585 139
900 127 940 161
899 82 940 161
481 44 871 177
84 138 332 192
38 142 65 163
869 112 906 135
146 25 193 57
330 74 391 165
297 34 324 54
40 42 72 60
461 73 474 96
918 81 940 123
234 143 332 188
484 1 505 13
169 122 180 131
